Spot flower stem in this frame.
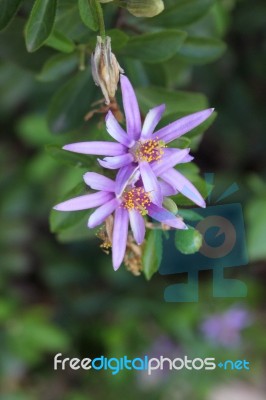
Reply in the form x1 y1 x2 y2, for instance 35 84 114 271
92 0 106 40
78 45 86 71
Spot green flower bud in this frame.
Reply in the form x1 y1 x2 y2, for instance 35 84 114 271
163 198 178 215
117 0 164 17
91 36 124 105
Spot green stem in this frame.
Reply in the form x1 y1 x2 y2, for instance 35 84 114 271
92 0 106 39
78 45 86 71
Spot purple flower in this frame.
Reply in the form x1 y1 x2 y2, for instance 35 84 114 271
201 306 251 347
53 168 187 270
62 75 214 207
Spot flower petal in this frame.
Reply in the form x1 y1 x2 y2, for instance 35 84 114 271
139 161 162 206
88 198 119 228
63 141 126 156
115 164 139 196
105 111 134 147
155 108 214 143
129 210 145 245
53 191 113 211
159 180 178 196
148 203 187 229
112 207 129 270
141 104 165 139
161 168 206 208
120 75 141 141
181 154 194 163
98 153 134 170
152 148 191 176
83 172 116 192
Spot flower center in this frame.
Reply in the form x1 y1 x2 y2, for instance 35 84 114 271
134 138 166 163
122 187 151 215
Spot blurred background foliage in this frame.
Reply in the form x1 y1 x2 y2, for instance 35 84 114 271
0 0 265 398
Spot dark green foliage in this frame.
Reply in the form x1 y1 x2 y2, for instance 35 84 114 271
47 69 95 133
0 0 23 30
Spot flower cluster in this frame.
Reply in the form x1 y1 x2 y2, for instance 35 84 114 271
54 75 214 270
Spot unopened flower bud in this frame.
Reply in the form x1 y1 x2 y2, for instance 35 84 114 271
163 198 178 215
91 36 124 105
117 0 164 17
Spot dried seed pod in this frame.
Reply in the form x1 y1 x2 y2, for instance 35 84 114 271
91 36 124 104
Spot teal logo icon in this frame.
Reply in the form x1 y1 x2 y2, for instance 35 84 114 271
160 174 248 302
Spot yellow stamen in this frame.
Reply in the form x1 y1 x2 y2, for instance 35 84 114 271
134 137 166 163
122 187 151 215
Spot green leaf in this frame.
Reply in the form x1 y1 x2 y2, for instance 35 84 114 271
175 227 202 254
176 162 200 176
47 69 95 134
212 1 230 37
25 0 58 52
0 0 22 31
150 0 215 27
142 230 162 280
177 36 226 65
37 53 79 82
78 0 98 31
178 209 204 222
54 0 91 42
106 29 129 50
167 137 191 149
51 208 90 235
86 29 129 52
45 30 75 53
121 59 167 87
121 30 187 63
57 215 96 242
136 86 208 116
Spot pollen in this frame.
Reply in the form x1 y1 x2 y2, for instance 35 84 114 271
122 187 151 215
134 137 166 163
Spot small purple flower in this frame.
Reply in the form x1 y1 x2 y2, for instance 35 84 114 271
201 306 251 347
53 168 187 270
62 75 214 207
